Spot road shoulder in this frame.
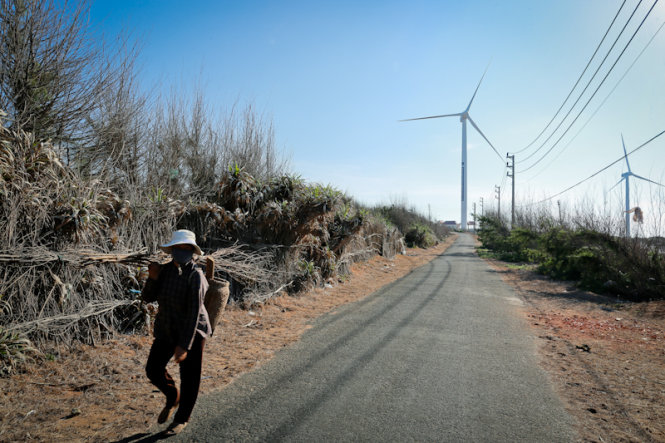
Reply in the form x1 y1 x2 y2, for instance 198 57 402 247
483 257 665 442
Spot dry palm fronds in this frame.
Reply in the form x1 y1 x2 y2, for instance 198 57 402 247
0 248 150 267
205 244 279 287
626 206 644 223
0 326 39 376
0 116 406 351
6 299 137 334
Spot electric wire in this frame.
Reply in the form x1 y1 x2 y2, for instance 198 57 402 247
518 0 659 174
521 127 665 207
524 17 665 183
520 0 644 164
511 0 627 155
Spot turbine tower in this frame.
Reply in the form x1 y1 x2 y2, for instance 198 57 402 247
610 135 665 237
401 69 501 230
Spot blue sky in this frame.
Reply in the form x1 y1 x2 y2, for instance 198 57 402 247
90 0 665 233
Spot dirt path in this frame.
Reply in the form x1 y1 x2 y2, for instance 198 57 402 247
0 235 456 442
484 259 665 443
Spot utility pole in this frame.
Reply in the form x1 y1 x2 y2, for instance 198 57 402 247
479 197 484 230
495 185 501 221
428 204 431 222
472 202 477 232
507 153 515 227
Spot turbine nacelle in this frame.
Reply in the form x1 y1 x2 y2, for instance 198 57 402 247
399 64 498 231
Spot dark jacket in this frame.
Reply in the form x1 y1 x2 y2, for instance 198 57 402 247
142 261 211 350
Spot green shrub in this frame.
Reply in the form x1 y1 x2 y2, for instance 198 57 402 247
404 223 437 248
478 215 665 300
371 204 448 244
477 217 537 262
477 215 510 252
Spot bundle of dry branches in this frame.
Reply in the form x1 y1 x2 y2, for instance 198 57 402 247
6 299 137 334
205 244 280 287
0 248 150 267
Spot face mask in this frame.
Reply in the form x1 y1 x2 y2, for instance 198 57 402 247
172 248 194 264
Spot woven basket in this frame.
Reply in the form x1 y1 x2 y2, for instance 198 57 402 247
203 278 230 334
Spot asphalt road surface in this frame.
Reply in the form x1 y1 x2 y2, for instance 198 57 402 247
176 233 575 442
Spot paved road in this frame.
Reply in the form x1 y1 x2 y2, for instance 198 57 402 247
177 233 574 442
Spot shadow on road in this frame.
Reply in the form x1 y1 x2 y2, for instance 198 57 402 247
199 258 453 439
443 251 476 258
263 259 453 441
111 431 172 442
312 262 435 330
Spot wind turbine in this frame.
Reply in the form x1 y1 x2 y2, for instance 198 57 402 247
610 135 665 237
400 69 502 230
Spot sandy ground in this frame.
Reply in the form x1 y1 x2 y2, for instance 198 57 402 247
0 236 456 442
484 258 665 443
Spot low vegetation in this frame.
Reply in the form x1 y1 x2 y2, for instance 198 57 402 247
371 203 448 248
477 213 665 301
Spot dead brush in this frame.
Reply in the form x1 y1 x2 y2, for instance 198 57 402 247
0 115 411 351
0 293 38 376
0 327 39 376
0 122 165 346
0 290 39 375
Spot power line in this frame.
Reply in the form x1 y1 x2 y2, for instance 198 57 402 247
511 0 628 155
518 0 659 174
499 163 508 192
519 0 645 164
521 127 665 206
524 16 665 183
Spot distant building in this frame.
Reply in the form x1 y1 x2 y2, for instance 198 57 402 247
443 220 457 229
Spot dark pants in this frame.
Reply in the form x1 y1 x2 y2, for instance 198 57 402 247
145 334 205 423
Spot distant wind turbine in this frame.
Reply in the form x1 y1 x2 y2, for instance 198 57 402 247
610 134 665 237
400 68 502 230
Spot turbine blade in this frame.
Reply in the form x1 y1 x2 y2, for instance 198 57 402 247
467 116 503 161
622 134 632 172
399 113 462 122
608 178 624 192
465 64 490 112
631 173 665 187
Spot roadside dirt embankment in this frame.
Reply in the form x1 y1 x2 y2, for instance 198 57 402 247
486 258 665 443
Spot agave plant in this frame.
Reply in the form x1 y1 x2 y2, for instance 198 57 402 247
0 328 38 376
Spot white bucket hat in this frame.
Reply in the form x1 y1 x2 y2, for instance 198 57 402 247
159 229 203 256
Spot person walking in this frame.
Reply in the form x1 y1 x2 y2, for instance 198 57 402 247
142 229 211 436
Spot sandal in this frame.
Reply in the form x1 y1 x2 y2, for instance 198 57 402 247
164 422 187 436
157 398 180 424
